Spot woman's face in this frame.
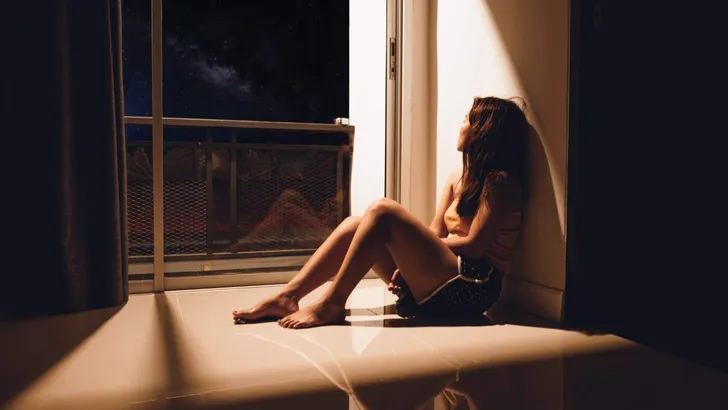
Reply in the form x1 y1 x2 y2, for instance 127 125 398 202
457 113 470 152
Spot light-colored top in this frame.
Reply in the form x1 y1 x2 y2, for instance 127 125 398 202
445 182 523 272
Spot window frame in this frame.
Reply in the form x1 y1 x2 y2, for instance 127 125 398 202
126 0 403 294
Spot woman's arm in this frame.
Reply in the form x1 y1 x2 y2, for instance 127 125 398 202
442 177 518 259
429 173 456 238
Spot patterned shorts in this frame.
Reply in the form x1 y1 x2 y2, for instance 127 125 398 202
396 257 502 318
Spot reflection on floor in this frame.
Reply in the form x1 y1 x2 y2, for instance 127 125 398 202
1 279 727 410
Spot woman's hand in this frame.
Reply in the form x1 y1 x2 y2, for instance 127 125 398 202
387 269 409 298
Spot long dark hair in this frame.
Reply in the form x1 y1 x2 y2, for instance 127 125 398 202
456 96 528 217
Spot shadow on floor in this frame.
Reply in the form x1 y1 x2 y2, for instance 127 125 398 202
234 307 376 325
0 305 122 407
154 293 196 398
350 304 495 328
487 302 610 336
350 314 494 328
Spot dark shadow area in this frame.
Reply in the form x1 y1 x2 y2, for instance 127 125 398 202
154 294 195 398
347 307 378 316
561 344 728 409
489 300 608 336
350 303 494 328
234 307 375 325
486 301 561 330
563 0 728 374
350 314 494 328
233 298 605 336
441 355 564 409
354 372 457 410
4 0 129 321
0 305 121 407
507 123 566 299
175 388 349 410
237 303 496 328
358 344 728 410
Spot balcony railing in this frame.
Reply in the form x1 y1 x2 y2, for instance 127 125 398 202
124 117 353 263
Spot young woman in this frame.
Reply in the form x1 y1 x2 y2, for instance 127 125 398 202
232 96 528 328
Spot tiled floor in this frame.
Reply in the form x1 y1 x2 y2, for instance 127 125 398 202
2 280 727 410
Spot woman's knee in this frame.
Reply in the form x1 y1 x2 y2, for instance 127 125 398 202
340 215 362 232
365 198 399 217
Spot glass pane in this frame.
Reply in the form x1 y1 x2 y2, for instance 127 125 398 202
125 125 154 261
125 123 152 142
152 127 350 271
162 0 349 122
122 0 152 117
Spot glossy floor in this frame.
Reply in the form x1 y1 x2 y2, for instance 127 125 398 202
2 280 726 409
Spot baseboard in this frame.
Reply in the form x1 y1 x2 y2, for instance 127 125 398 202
499 274 564 322
129 255 310 275
130 270 382 294
164 270 299 291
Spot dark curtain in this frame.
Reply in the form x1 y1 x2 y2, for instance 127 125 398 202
2 0 128 318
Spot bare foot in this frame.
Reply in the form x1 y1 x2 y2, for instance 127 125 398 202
277 300 346 329
232 293 299 323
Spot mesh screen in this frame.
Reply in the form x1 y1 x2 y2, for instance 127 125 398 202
163 147 207 255
229 149 339 253
126 140 346 259
127 145 154 257
209 148 232 253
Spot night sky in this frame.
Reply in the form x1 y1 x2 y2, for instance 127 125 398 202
122 0 349 141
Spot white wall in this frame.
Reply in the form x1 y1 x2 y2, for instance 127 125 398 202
400 0 437 224
434 0 569 321
349 0 387 216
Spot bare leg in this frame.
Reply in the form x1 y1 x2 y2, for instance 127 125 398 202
232 216 397 321
278 198 459 329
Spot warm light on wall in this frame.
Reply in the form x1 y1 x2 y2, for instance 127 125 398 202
350 0 387 216
437 0 567 237
435 0 526 196
434 0 569 320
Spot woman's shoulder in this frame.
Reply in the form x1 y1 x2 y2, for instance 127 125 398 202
445 167 462 190
448 167 463 183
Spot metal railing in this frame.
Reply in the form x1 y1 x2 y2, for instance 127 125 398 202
124 117 354 264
